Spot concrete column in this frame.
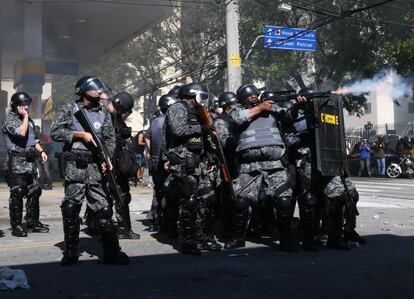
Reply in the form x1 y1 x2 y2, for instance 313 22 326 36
14 1 44 125
225 0 242 92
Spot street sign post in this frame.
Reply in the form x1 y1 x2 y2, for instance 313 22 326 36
264 25 317 52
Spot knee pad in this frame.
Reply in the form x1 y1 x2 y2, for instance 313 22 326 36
96 207 114 232
182 195 198 210
11 186 27 200
275 197 292 210
61 202 81 218
299 192 317 208
234 197 250 211
96 206 113 220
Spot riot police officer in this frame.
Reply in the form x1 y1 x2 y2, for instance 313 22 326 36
106 91 140 239
2 92 49 237
51 76 129 265
266 90 318 251
225 84 306 252
164 83 221 255
145 94 177 231
214 92 238 238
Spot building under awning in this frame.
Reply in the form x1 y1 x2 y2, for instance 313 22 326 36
0 0 173 121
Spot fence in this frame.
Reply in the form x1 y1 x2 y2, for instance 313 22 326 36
345 121 414 141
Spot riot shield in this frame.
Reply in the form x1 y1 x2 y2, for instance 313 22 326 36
313 96 348 176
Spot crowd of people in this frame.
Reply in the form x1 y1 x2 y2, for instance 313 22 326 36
355 135 414 177
1 77 367 266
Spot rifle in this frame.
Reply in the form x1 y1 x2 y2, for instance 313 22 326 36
268 91 332 102
74 108 125 209
195 104 235 198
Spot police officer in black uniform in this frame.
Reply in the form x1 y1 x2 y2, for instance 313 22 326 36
51 76 129 265
106 91 140 239
214 92 238 238
225 84 306 252
145 94 177 232
2 92 49 237
164 83 221 255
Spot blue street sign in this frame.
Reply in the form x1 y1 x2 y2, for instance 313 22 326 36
264 25 317 52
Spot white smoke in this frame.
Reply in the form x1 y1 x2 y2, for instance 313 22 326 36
335 69 413 103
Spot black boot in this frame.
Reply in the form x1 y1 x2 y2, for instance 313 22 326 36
300 207 318 252
224 212 248 250
115 194 140 239
9 197 27 237
327 199 350 251
277 211 298 253
98 207 129 265
101 229 130 265
344 230 367 245
179 204 201 256
201 236 222 251
61 217 80 266
26 194 49 233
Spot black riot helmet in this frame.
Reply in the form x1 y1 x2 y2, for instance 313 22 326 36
158 94 178 113
208 96 219 111
112 91 134 114
168 85 182 98
179 83 209 104
218 92 237 108
10 92 32 110
260 91 276 102
75 76 109 96
236 84 259 105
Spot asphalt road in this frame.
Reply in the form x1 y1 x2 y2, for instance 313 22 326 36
0 178 413 299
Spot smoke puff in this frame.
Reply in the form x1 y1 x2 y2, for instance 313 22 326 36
339 69 413 102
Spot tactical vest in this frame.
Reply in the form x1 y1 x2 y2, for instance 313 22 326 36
166 101 204 154
238 115 284 152
4 115 37 151
71 102 105 151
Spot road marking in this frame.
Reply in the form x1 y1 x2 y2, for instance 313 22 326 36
357 202 406 208
355 185 402 190
354 181 414 187
356 188 386 192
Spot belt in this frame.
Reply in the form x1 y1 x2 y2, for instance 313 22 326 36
63 152 96 163
9 150 36 158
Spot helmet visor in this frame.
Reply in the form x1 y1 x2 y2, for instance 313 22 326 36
19 98 32 107
84 78 109 94
193 90 209 105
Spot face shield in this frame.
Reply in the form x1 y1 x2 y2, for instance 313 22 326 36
19 98 32 107
191 89 209 106
83 78 109 94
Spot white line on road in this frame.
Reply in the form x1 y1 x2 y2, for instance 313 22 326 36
354 185 402 190
354 181 414 187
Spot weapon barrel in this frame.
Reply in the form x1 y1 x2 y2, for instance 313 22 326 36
275 91 332 102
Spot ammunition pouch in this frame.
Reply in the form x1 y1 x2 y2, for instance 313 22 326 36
169 153 200 174
62 152 95 169
9 150 37 163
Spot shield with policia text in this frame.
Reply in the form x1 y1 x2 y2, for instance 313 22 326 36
312 96 348 176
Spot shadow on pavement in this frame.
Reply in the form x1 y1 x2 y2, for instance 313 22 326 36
1 234 414 299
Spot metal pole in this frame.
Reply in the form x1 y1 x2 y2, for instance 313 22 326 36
225 0 242 92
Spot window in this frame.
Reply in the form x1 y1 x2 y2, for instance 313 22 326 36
409 102 414 114
364 103 371 114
